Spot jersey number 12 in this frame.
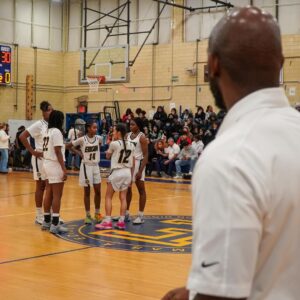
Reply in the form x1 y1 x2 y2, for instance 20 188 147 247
118 149 131 163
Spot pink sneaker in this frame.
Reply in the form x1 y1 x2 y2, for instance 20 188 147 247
95 220 113 230
115 220 126 230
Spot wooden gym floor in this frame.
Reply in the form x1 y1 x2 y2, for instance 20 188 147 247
0 172 192 300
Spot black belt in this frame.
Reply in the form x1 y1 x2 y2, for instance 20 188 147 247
35 157 42 180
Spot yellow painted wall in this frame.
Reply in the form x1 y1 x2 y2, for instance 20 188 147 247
0 30 299 123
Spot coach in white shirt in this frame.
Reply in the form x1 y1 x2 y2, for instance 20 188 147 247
162 6 300 300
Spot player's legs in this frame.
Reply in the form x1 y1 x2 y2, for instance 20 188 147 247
126 186 132 210
115 189 128 230
49 182 67 234
93 183 102 223
136 180 146 212
41 180 52 230
95 182 114 230
34 179 46 224
83 186 93 224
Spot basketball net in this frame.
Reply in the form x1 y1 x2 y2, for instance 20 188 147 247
86 75 105 93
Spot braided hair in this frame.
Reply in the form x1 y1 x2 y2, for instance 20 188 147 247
48 110 64 133
116 123 127 152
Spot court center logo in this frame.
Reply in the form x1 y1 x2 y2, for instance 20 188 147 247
58 215 192 253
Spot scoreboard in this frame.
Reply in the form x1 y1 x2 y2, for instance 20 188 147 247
0 45 12 85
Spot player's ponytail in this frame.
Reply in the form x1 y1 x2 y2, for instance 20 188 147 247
116 123 127 152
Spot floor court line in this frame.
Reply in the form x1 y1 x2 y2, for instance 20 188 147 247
0 246 94 265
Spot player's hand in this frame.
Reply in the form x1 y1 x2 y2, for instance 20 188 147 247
164 160 170 165
62 170 68 181
33 150 43 159
161 287 189 300
135 171 142 181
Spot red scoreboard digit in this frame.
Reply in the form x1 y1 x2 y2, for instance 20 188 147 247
0 45 12 85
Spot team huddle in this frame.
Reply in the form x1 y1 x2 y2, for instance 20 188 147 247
20 101 148 234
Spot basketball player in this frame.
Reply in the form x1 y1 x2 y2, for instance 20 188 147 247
126 117 148 225
162 6 300 300
96 123 135 230
66 120 102 224
41 110 68 234
20 101 53 225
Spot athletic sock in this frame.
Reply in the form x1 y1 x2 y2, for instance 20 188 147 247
104 216 112 222
119 216 125 222
138 211 144 217
86 211 91 216
95 209 100 214
44 213 51 223
36 207 43 216
125 210 130 216
52 213 60 226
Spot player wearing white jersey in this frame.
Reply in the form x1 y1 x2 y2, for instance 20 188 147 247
126 118 148 225
41 110 68 234
96 123 135 230
66 120 103 224
20 101 53 225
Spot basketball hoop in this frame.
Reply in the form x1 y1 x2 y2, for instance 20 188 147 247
86 75 106 93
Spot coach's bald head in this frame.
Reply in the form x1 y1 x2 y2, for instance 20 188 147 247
208 6 284 110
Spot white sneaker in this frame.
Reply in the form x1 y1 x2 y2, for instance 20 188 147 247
49 224 68 234
174 175 182 179
41 221 51 231
188 171 193 175
35 215 44 225
133 216 145 225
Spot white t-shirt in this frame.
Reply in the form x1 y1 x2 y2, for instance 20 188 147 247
43 128 65 162
72 135 102 166
192 140 204 156
187 88 300 300
165 143 180 160
108 140 135 170
68 128 80 142
27 120 48 150
0 129 10 149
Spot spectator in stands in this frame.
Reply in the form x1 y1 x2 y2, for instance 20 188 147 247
146 136 156 176
205 105 214 120
0 122 10 174
181 109 193 122
139 110 149 129
192 135 204 157
174 140 197 178
122 108 134 123
164 138 180 177
203 121 218 146
154 139 168 177
177 127 192 147
153 106 167 128
194 106 206 125
135 108 142 116
168 108 178 121
149 125 159 143
171 117 182 141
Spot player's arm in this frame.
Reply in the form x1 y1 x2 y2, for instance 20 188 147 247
106 142 115 160
19 130 43 158
55 146 67 181
136 135 148 180
66 138 83 158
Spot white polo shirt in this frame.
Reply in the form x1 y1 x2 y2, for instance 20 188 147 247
187 88 300 300
165 143 180 160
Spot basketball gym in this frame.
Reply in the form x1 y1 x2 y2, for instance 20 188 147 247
0 1 299 299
